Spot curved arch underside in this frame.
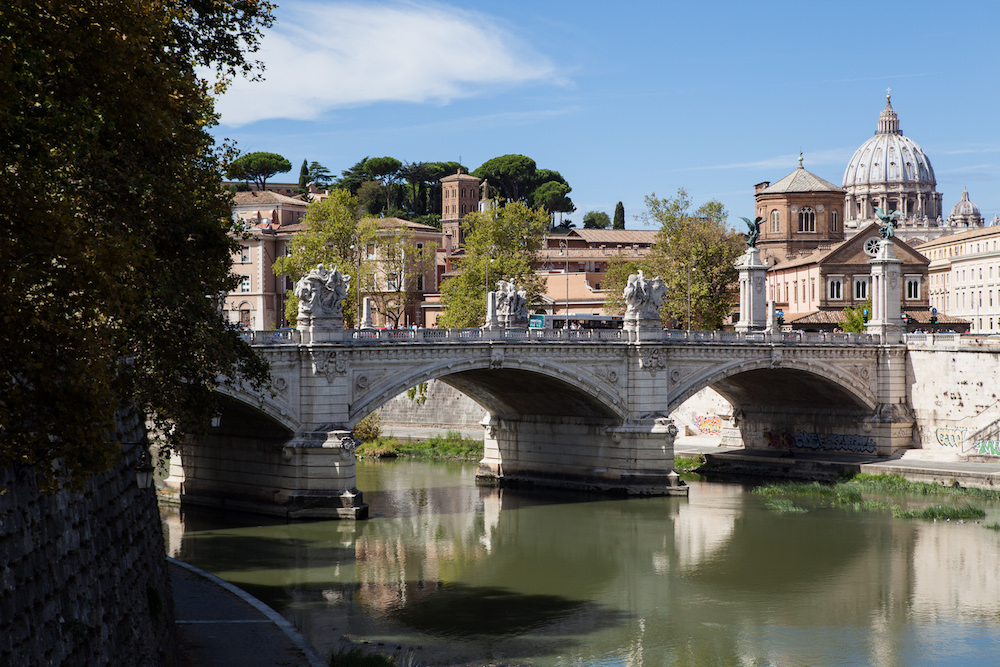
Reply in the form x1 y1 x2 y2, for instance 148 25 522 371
708 368 872 414
438 369 619 421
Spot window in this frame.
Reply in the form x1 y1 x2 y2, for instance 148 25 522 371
831 209 839 232
854 277 868 300
416 275 424 291
770 209 780 232
239 245 251 263
829 278 843 300
239 275 251 293
798 207 815 232
386 273 399 292
906 278 920 300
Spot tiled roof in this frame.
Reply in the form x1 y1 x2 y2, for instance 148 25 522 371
569 229 659 245
915 224 1000 249
232 190 309 207
758 166 843 195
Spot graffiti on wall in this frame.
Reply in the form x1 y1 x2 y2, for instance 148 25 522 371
973 441 1000 457
693 415 722 435
935 427 967 448
763 430 876 454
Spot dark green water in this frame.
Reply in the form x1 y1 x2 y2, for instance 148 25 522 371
163 460 1000 666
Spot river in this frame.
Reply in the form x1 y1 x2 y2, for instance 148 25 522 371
163 459 1000 666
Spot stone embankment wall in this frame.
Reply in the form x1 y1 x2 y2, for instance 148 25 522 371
377 380 487 429
0 443 176 666
907 346 1000 457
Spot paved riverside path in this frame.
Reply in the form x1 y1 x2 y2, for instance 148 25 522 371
169 558 325 667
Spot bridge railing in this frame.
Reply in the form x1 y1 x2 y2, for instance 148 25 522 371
245 326 880 346
905 333 1000 350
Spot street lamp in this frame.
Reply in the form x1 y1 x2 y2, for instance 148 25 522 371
559 241 569 329
687 258 694 332
349 241 362 327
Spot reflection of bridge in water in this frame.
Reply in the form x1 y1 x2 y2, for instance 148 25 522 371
171 326 912 518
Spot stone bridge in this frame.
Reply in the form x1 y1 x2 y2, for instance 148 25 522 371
171 327 911 519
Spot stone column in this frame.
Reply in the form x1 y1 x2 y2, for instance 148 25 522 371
866 239 905 345
735 247 767 332
361 296 374 329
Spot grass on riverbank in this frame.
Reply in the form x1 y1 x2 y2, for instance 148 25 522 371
674 455 705 473
356 430 484 462
753 473 993 522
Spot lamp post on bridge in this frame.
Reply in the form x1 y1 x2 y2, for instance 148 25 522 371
559 240 569 328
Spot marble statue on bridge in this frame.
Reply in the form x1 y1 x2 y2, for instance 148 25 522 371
624 271 666 326
294 264 351 327
495 280 529 328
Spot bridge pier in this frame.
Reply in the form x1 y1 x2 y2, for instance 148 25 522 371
167 427 368 519
476 414 686 495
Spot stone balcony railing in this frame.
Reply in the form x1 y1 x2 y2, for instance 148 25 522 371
241 327 880 346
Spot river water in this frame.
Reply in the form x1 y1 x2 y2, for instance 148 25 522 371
163 459 1000 666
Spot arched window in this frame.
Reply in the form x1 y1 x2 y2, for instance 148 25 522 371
770 209 780 233
798 207 816 232
831 209 839 232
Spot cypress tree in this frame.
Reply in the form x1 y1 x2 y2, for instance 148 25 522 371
613 201 625 229
296 159 309 194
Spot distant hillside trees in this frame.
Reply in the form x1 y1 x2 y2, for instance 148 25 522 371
225 151 292 190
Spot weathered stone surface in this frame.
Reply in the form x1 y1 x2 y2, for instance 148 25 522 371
1 444 176 666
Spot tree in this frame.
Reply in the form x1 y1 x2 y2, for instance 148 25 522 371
613 201 626 229
1 0 274 490
365 156 402 212
439 201 548 328
296 159 309 194
841 298 872 333
583 211 611 229
472 154 537 202
638 190 743 330
367 225 438 328
225 151 292 190
532 180 575 222
308 161 333 188
273 190 378 327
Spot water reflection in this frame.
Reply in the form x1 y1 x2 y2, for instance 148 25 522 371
164 459 1000 666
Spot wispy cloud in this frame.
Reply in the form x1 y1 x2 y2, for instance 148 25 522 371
683 148 855 172
211 1 564 127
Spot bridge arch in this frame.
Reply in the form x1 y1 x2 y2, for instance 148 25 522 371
214 383 300 434
347 356 627 429
668 358 878 416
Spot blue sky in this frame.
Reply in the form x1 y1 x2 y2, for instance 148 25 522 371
211 0 1000 228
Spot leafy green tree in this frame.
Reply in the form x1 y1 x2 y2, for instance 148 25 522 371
399 161 433 216
583 211 611 229
841 298 872 332
613 201 626 229
439 201 548 328
273 190 378 327
365 156 402 211
472 154 537 202
367 226 438 328
308 161 332 188
336 157 371 194
1 0 274 489
225 151 292 190
532 180 575 222
602 255 654 315
640 190 744 330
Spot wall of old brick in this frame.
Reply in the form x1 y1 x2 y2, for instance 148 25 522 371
0 443 177 666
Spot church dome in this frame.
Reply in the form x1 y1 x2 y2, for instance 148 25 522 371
950 188 980 218
842 95 936 189
948 187 983 227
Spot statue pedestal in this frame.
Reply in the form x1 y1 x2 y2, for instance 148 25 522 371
866 240 906 345
735 247 767 332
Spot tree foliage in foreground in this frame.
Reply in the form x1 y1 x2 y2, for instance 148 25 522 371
0 0 274 490
841 297 872 333
603 190 743 329
439 201 548 328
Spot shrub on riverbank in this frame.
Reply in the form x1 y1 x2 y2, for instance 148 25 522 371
356 430 484 461
754 473 994 522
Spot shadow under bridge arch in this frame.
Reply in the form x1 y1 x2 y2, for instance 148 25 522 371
674 362 879 451
350 361 626 428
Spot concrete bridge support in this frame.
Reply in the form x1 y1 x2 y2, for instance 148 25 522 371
476 414 684 494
